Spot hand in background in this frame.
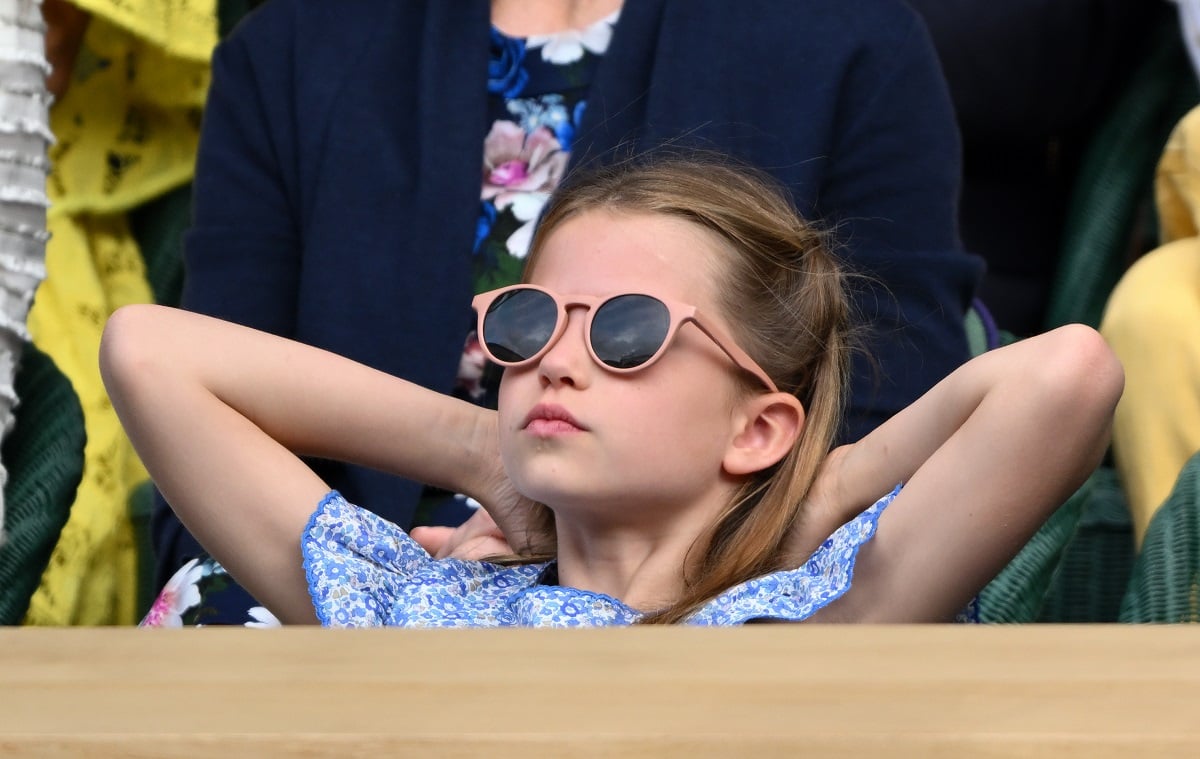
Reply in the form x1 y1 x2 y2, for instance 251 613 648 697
42 0 90 100
410 508 511 560
413 412 555 561
412 442 556 561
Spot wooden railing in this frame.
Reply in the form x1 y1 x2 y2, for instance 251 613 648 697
2 625 1198 756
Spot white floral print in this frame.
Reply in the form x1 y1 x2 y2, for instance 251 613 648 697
496 190 550 258
245 606 281 628
526 10 619 65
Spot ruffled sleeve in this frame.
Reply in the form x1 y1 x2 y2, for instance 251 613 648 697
302 491 555 628
301 491 437 627
687 486 900 625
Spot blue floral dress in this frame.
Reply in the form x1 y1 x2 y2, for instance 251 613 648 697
302 487 899 627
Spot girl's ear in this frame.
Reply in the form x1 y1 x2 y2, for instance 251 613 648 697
723 393 805 476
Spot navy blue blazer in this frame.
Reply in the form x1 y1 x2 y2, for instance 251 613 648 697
155 0 983 582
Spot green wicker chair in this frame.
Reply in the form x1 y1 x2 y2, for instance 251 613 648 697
978 481 1089 622
129 183 191 309
0 343 86 625
1037 467 1135 622
1044 11 1200 331
1119 451 1200 623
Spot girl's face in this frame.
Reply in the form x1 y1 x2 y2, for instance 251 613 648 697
496 209 755 525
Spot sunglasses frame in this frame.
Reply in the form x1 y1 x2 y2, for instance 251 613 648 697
471 284 779 393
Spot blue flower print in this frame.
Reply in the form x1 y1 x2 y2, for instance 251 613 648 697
474 201 497 254
488 28 528 97
555 121 576 152
507 95 571 141
502 96 587 153
557 100 588 151
302 490 907 628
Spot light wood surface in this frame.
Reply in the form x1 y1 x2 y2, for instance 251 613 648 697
1 625 1198 757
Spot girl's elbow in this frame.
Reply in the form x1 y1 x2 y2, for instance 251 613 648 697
1043 324 1125 417
99 304 167 395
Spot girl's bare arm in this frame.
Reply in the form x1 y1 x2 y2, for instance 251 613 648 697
803 324 1124 622
100 305 503 623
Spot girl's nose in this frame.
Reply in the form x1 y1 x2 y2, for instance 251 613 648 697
537 307 592 389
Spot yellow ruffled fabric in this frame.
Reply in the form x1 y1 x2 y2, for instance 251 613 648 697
24 0 216 625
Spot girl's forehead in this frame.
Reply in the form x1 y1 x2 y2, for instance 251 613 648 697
528 210 727 300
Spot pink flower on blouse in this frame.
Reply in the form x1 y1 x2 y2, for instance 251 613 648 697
456 332 488 399
482 122 568 204
140 557 204 627
481 122 567 259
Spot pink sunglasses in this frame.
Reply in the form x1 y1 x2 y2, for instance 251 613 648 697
471 285 778 392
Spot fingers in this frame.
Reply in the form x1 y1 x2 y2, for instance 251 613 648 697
409 526 452 558
410 509 512 560
452 535 513 561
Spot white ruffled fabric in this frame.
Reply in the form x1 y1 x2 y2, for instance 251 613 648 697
0 0 50 546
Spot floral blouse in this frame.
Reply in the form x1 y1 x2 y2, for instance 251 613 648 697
304 487 899 627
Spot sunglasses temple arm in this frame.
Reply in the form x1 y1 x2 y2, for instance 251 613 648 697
692 320 779 393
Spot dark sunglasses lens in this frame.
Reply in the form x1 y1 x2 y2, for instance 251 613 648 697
483 289 558 363
590 294 670 369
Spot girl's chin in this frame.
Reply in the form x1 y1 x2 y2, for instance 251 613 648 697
515 482 585 511
513 478 610 516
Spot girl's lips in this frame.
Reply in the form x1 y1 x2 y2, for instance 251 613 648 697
526 418 584 436
522 403 586 433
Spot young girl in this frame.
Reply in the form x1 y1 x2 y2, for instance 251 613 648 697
101 156 1123 626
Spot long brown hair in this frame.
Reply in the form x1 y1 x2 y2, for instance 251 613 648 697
513 153 854 624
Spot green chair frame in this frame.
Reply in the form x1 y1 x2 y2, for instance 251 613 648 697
0 343 86 624
1120 451 1200 623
